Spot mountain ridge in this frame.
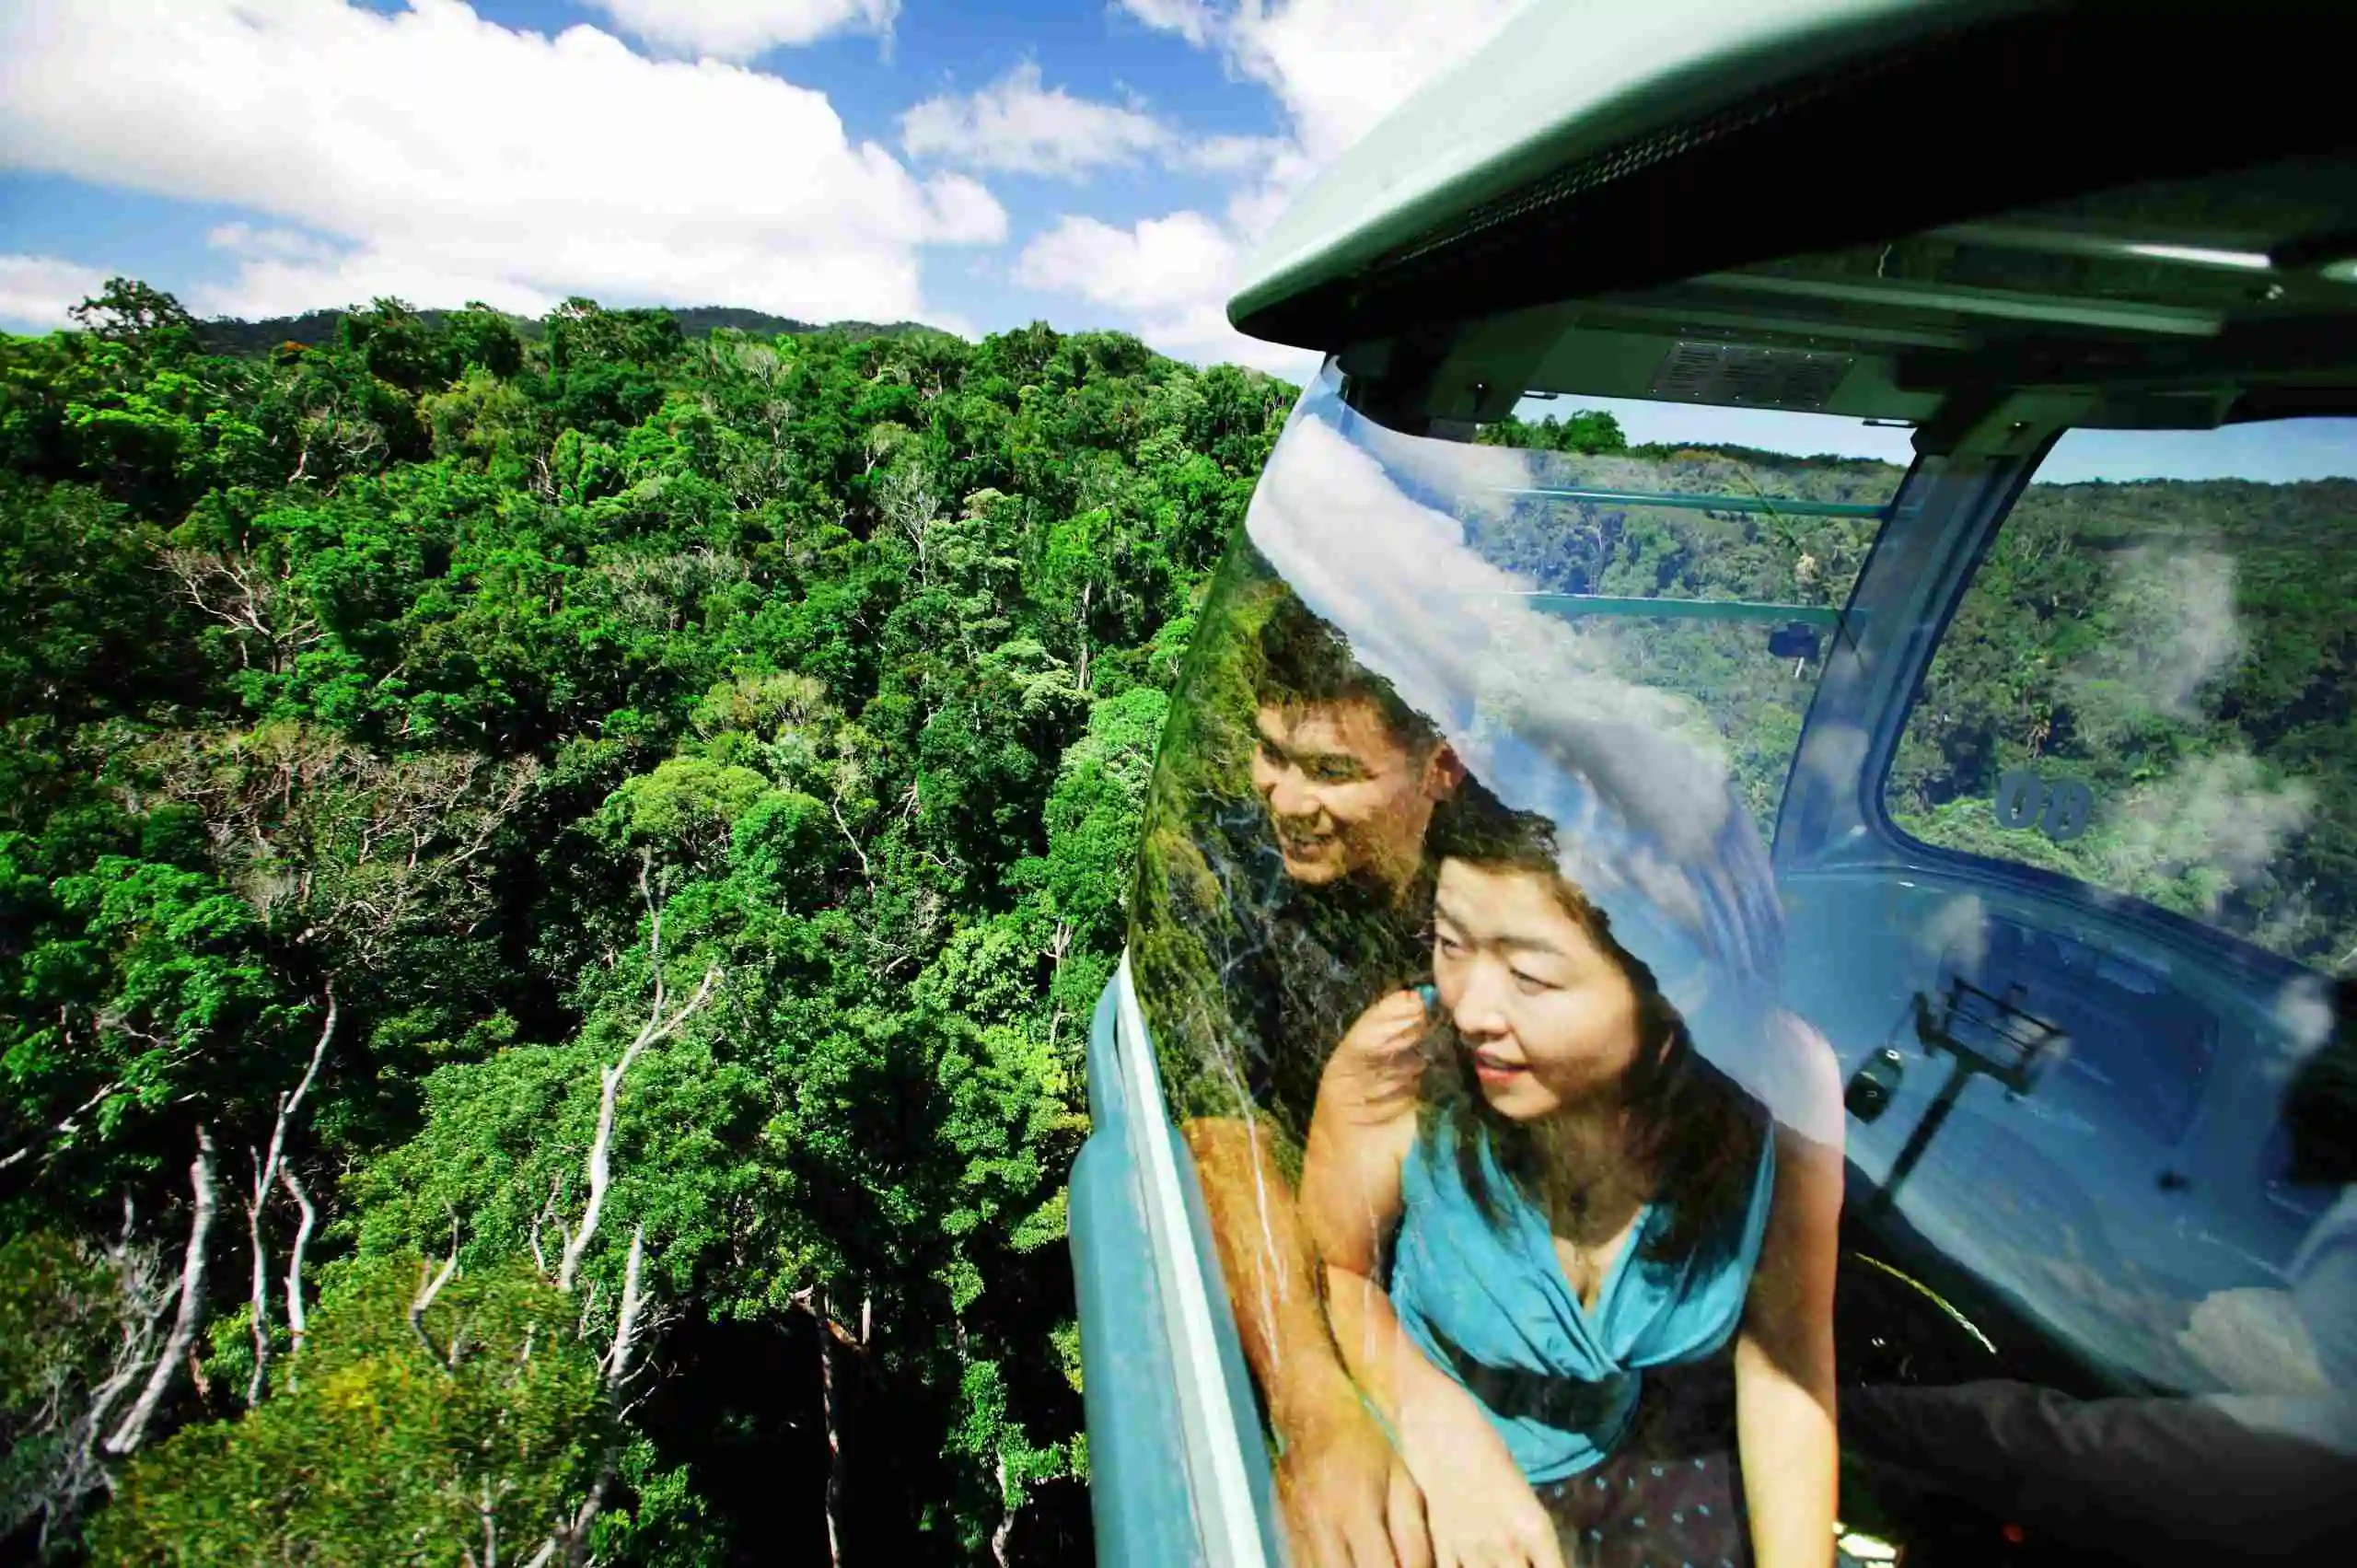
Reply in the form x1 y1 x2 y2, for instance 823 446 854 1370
191 302 950 356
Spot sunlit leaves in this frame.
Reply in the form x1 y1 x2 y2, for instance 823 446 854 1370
0 289 1304 1562
89 1257 610 1568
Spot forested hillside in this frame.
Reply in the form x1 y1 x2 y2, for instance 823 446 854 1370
188 305 935 361
5 277 2346 1567
1887 470 2357 970
0 283 1292 1565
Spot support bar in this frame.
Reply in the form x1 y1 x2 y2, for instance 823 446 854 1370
1501 485 1892 519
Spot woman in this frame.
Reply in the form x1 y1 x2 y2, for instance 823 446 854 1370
1300 782 1840 1568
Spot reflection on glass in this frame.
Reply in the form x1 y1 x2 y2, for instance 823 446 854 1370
1840 990 2357 1562
1132 366 1859 1567
1301 781 1809 1568
1887 428 2357 970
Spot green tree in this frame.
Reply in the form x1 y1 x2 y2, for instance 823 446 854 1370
0 285 1308 1563
88 1256 612 1568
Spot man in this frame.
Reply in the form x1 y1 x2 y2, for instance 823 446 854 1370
1140 580 1460 1568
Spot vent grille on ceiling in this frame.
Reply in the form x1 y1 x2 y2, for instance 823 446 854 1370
1648 341 1853 410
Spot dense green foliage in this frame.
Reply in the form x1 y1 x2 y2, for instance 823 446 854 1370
1890 475 2357 967
1450 436 2356 966
90 1258 612 1568
1466 428 2357 967
0 280 1290 1563
6 273 2347 1564
1450 445 1901 832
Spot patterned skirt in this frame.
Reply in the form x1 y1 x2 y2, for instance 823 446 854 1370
1534 1357 1751 1568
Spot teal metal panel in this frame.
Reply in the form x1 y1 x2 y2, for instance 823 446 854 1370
1227 0 1971 334
1072 981 1197 1564
1163 1124 1284 1563
1073 974 1286 1566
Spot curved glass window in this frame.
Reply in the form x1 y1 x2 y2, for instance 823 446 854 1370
1129 366 1890 1568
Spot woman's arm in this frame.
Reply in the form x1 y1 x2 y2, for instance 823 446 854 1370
1301 993 1567 1568
1735 1121 1843 1568
1297 1016 1421 1419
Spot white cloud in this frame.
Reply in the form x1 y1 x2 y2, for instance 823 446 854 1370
1016 212 1236 318
1916 892 1991 971
2107 750 2316 914
578 0 897 60
899 64 1290 187
1794 720 1870 798
920 174 1012 246
0 1 998 326
1175 133 1290 177
2070 545 2246 725
205 224 342 266
900 63 1167 178
1117 0 1528 162
1219 0 1529 164
1056 2 1527 372
1116 0 1216 48
0 254 112 332
1013 210 1308 376
2273 974 2337 1063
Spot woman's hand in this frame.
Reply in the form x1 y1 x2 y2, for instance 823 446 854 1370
1399 1400 1567 1568
1326 990 1433 1114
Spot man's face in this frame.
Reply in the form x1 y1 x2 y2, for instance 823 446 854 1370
1250 698 1453 889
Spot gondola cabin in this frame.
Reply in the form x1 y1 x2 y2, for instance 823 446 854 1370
1069 4 2357 1564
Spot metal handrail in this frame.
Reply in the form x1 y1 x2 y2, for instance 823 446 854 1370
1112 958 1269 1568
1506 592 1847 628
1500 485 1892 518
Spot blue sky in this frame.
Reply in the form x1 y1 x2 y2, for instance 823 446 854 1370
4 1 2352 482
1 0 1540 379
1540 399 2357 483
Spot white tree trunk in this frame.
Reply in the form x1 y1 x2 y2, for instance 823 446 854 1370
0 1078 120 1173
605 1226 647 1392
105 1126 218 1457
536 865 717 1567
17 1204 172 1549
540 1227 654 1565
246 990 337 1405
992 1454 1019 1568
817 1293 845 1568
410 1216 460 1366
558 861 716 1293
243 1153 273 1407
280 1164 317 1373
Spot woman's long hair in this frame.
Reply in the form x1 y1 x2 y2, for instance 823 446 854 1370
1419 778 1767 1267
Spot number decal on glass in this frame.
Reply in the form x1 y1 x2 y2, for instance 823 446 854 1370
1993 768 2046 830
2040 778 2093 842
1993 769 2093 841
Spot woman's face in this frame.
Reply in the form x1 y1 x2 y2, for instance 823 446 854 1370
1432 859 1643 1121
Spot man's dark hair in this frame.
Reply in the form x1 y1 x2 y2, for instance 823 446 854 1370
1250 584 1440 754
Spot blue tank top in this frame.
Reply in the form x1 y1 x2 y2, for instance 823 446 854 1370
1388 1115 1776 1482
